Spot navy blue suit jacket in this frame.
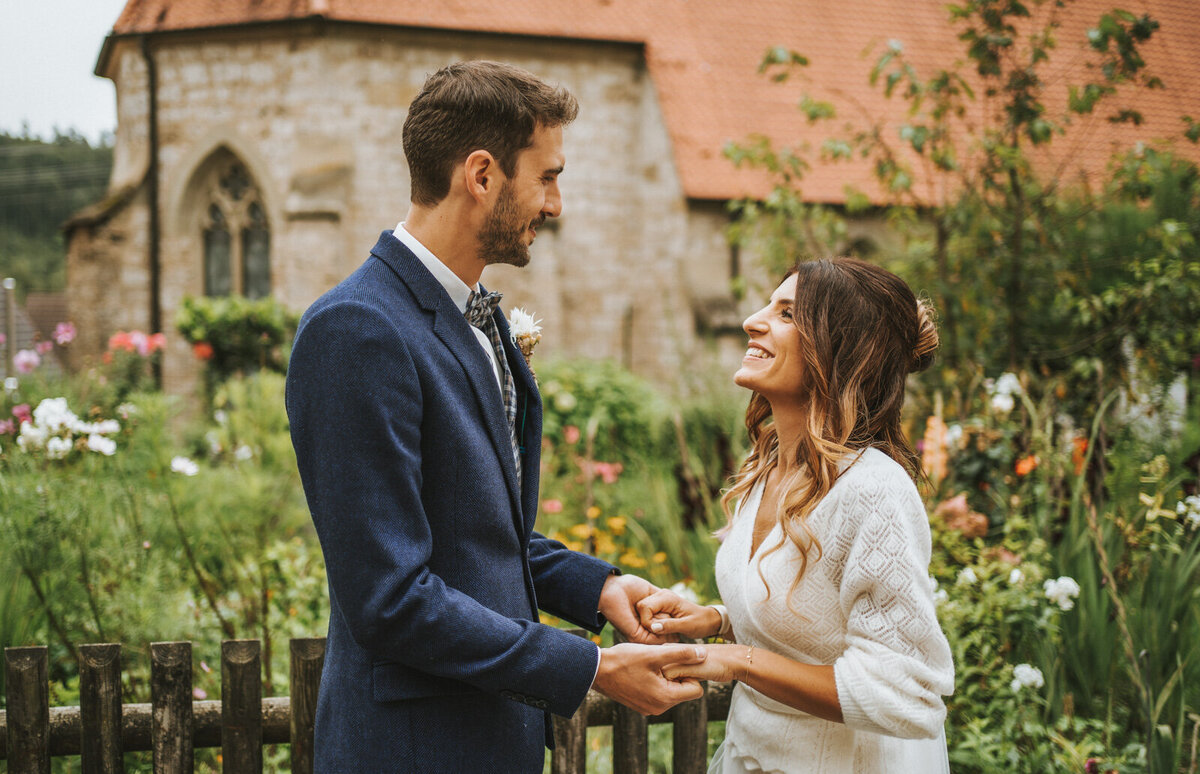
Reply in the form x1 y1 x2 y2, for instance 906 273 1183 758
286 232 616 772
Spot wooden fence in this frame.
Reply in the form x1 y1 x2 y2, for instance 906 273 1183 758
2 635 732 773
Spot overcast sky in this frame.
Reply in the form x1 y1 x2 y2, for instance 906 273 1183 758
1 0 132 143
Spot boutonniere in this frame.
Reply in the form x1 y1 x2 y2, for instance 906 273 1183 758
509 307 542 371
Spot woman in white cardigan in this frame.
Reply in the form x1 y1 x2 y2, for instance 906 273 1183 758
640 258 954 773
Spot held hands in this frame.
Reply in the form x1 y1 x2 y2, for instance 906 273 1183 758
598 574 677 645
593 643 708 716
635 588 723 640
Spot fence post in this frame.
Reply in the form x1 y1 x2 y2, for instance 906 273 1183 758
80 643 124 774
671 660 707 774
610 631 648 774
550 629 589 774
289 637 325 774
221 640 262 774
151 641 193 774
5 646 50 774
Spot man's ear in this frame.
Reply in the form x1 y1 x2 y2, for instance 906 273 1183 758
463 149 499 204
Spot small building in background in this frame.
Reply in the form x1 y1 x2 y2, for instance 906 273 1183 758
64 0 1200 395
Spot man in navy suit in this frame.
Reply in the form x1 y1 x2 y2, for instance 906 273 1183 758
286 61 707 772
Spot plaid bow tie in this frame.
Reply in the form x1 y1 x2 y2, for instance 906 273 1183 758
465 289 503 328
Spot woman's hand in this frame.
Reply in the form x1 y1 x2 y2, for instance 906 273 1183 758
661 643 746 683
635 588 723 640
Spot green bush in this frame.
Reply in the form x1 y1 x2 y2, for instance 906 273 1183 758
174 295 299 392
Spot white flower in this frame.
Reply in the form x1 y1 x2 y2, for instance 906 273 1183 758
1177 495 1200 529
933 588 949 604
944 423 963 450
46 436 73 460
87 434 117 456
234 444 254 461
994 372 1022 397
170 456 200 476
990 392 1015 414
1043 576 1081 610
1009 568 1025 585
987 372 1022 414
17 422 48 450
4 376 18 392
508 307 542 339
117 403 138 420
669 581 700 605
32 397 79 434
553 392 577 412
956 567 978 586
213 410 228 425
1010 663 1044 692
206 430 223 456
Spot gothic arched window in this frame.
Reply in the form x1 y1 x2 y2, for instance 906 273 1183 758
199 158 270 298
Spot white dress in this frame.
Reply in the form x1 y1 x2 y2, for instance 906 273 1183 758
711 448 954 774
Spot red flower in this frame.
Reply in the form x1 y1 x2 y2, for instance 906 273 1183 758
1072 437 1088 476
1015 455 1039 476
192 341 215 361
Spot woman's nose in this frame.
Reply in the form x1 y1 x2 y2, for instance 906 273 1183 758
743 307 768 334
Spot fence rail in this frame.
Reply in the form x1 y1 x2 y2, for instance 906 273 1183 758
3 634 731 773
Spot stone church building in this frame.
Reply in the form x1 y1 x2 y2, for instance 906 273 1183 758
65 0 1200 395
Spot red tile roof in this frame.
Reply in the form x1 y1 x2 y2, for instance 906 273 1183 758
107 0 1200 202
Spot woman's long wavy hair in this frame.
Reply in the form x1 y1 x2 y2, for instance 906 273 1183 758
720 257 938 601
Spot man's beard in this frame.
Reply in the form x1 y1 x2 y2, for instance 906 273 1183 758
479 182 540 267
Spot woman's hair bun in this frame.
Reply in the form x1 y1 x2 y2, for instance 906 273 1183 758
911 299 939 373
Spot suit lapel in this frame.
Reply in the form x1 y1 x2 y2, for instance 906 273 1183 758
369 233 523 520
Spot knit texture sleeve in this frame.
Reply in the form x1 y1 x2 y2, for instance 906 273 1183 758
831 456 955 739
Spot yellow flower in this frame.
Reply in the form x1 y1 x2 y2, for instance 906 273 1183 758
653 551 668 564
594 534 617 555
620 551 648 569
586 506 602 520
606 516 627 536
569 523 593 539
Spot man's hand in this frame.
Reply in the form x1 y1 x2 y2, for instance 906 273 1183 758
593 643 708 716
599 574 674 644
636 588 723 640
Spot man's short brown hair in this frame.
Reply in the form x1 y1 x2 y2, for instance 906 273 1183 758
402 61 579 206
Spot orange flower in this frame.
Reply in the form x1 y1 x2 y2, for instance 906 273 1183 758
1071 437 1088 476
192 341 215 360
1015 455 1039 476
921 415 948 484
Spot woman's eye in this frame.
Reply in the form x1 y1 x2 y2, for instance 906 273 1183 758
780 309 793 320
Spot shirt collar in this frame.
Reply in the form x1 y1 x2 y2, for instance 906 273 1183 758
393 222 478 314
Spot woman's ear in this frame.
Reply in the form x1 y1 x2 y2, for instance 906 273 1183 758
463 149 498 203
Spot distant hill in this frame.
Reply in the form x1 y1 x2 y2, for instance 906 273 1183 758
0 131 112 297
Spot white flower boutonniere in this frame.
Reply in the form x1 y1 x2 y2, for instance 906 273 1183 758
509 307 542 369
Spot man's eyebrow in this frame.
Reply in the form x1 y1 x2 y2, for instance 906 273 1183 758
545 164 564 176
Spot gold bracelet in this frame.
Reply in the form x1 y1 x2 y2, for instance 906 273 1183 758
746 644 754 665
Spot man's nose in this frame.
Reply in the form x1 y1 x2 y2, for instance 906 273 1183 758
543 182 563 218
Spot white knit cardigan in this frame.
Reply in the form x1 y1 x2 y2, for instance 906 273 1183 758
713 448 954 774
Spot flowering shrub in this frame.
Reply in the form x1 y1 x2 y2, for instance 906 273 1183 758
174 295 298 395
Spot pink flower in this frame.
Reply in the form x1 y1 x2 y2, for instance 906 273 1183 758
594 461 624 485
148 332 167 353
53 322 76 346
192 687 207 700
0 332 5 346
12 404 32 424
142 541 151 549
543 499 564 514
130 331 149 356
35 340 54 355
14 349 40 374
563 425 581 444
0 419 14 435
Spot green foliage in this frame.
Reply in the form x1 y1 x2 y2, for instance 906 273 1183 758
0 130 112 295
174 295 299 390
0 370 318 709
